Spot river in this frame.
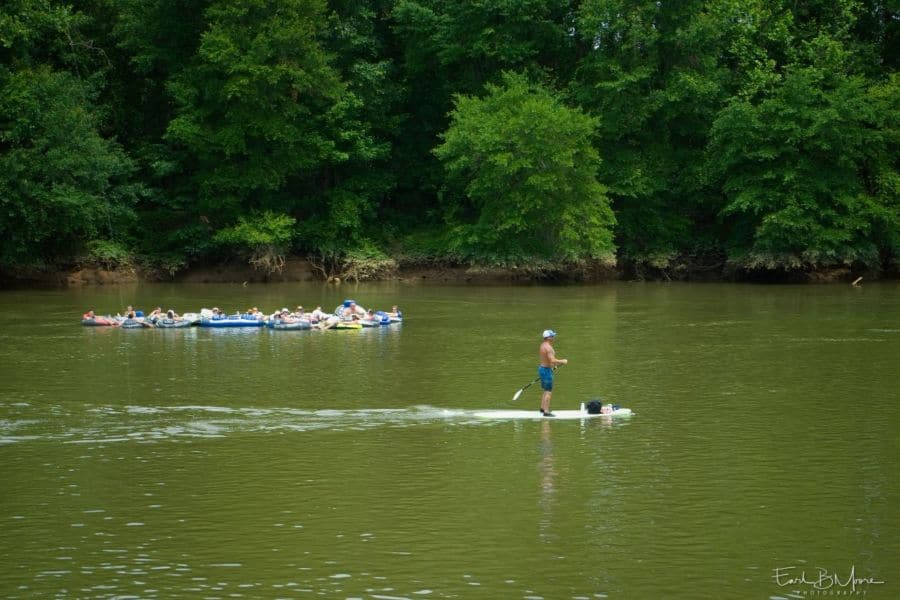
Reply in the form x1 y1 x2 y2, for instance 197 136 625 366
0 282 897 599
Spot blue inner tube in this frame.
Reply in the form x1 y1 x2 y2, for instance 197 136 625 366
201 318 264 327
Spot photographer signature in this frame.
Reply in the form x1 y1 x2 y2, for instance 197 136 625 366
773 565 884 593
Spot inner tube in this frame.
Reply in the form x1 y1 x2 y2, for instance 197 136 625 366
155 318 191 329
81 317 116 327
200 318 265 328
269 320 312 331
120 318 146 329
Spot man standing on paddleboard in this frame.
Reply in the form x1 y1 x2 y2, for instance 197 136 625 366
539 330 568 417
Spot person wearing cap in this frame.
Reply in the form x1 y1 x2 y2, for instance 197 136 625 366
538 329 568 417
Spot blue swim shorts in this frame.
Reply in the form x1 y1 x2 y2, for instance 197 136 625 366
538 366 554 391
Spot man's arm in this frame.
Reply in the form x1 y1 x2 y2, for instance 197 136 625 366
546 345 568 366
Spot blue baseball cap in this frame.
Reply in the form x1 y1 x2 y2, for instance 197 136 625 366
542 329 556 339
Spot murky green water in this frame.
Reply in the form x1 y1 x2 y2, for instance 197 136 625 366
1 282 897 599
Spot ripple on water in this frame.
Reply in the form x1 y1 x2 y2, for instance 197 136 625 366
0 404 599 444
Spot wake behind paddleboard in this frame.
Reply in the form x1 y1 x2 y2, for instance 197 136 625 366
473 407 633 420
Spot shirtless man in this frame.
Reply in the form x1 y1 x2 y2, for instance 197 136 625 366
342 301 366 319
538 330 568 417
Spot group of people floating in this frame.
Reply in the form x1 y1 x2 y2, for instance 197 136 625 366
206 300 403 329
81 300 402 329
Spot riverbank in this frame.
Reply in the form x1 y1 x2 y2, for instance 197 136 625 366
1 256 894 288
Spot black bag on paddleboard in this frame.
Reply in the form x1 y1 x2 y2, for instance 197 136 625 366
586 399 602 414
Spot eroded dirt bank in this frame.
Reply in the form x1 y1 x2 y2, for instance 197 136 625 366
1 257 893 288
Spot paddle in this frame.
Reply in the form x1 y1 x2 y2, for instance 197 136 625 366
512 364 563 402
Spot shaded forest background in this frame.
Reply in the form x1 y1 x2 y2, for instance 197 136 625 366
1 0 897 281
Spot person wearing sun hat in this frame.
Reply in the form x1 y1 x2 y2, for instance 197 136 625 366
538 329 568 417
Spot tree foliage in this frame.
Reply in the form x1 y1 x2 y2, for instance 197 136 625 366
0 0 896 277
707 9 900 270
213 211 296 274
709 63 898 268
0 66 138 267
165 0 347 218
435 72 615 263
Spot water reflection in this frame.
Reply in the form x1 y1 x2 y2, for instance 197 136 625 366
538 420 556 542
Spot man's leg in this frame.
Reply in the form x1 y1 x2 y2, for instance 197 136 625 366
538 367 554 416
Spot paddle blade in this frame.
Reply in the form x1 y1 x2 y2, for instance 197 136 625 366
512 389 524 402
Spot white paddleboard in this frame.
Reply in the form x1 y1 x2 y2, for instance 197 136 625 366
473 407 633 420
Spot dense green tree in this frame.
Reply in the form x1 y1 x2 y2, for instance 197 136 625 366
0 0 896 279
154 0 401 269
704 2 899 271
434 72 615 263
570 0 732 266
0 1 141 268
164 0 347 220
213 210 296 274
0 67 139 267
854 0 900 71
111 0 205 155
709 56 899 269
300 0 401 251
568 0 898 274
0 0 105 72
393 0 575 94
389 0 577 225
